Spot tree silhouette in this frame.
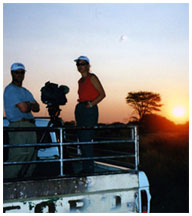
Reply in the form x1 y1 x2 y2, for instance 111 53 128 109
126 91 162 121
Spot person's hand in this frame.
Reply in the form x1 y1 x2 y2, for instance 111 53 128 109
86 101 93 108
30 101 40 112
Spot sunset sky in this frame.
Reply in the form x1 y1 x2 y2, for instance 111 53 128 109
3 2 189 124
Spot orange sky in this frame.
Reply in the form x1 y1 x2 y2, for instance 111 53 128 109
3 3 189 125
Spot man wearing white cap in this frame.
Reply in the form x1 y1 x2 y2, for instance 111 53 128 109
4 62 40 179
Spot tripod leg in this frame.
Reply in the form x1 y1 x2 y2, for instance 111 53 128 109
39 121 52 143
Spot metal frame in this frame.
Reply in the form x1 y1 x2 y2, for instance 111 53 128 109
3 125 139 177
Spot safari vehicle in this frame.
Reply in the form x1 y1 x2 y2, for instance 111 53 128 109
3 117 151 213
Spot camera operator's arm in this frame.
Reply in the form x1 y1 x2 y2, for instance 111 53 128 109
16 101 40 113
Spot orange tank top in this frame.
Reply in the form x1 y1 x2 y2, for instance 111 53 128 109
78 74 99 102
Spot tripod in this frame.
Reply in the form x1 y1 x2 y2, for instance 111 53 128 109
40 104 74 175
39 104 64 143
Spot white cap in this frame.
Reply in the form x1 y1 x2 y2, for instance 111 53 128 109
74 56 90 64
11 63 25 71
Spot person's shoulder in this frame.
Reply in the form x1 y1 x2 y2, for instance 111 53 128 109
4 83 12 88
4 83 27 94
89 73 98 79
4 84 16 98
89 73 99 82
22 86 30 92
4 83 14 92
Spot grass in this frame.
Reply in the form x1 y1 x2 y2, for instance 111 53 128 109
139 129 189 213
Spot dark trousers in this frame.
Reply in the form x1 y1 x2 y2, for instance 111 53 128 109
4 121 37 179
75 103 98 173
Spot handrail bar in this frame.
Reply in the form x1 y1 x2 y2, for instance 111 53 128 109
3 139 135 148
3 125 137 131
4 154 135 165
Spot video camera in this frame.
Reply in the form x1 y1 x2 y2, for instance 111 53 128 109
40 81 70 140
40 81 70 122
41 81 69 107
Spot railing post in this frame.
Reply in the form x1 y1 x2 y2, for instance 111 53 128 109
134 126 139 170
59 128 64 176
77 139 81 155
63 129 66 140
131 128 134 140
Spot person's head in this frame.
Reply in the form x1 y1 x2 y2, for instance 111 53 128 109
74 56 90 74
10 63 26 86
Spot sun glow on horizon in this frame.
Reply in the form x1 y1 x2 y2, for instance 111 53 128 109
171 105 188 124
173 106 186 117
162 102 189 125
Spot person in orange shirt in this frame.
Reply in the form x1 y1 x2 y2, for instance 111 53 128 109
74 56 106 174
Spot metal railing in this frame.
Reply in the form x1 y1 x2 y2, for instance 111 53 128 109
3 124 139 178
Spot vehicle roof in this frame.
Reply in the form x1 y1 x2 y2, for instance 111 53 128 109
3 118 50 127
